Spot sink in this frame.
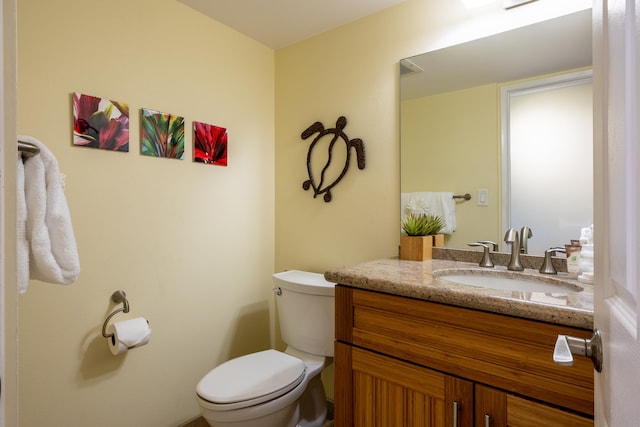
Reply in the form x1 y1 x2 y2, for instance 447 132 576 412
434 269 583 293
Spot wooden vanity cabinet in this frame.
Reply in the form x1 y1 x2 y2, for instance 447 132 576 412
334 285 594 426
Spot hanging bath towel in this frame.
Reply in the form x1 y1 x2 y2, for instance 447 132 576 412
17 135 80 294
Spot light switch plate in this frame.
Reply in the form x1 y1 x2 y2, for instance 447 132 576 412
477 189 489 206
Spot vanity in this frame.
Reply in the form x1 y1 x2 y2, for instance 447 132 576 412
327 253 594 427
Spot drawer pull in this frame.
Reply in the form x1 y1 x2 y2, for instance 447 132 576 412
452 401 459 427
485 414 491 427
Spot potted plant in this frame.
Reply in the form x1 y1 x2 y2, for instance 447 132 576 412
400 214 445 261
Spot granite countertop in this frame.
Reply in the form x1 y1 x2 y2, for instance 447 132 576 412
324 251 594 330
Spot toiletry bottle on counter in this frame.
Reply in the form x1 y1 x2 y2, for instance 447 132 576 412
565 242 582 275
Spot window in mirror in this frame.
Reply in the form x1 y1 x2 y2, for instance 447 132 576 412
502 71 593 254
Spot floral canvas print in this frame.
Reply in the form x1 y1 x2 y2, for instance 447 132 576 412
193 121 228 166
73 92 129 151
141 108 185 159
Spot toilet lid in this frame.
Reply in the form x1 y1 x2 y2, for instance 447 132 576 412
196 349 305 406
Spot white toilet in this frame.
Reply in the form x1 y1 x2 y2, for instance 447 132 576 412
196 270 336 427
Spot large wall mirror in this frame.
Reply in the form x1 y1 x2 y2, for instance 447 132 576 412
400 9 592 254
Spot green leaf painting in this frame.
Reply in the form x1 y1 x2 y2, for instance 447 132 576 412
141 108 185 159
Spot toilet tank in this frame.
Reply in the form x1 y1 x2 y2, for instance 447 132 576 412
272 270 336 357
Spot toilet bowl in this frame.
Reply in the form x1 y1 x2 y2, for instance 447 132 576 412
196 270 336 427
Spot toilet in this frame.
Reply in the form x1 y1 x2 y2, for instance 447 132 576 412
196 270 336 427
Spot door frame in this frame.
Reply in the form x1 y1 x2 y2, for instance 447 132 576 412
1 0 19 425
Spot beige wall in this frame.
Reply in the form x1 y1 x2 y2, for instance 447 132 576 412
16 0 274 425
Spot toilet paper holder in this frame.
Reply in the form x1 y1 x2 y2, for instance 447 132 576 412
101 290 130 339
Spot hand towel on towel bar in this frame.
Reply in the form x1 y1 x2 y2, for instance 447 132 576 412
16 135 80 294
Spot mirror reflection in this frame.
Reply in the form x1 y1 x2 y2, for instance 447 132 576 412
400 9 592 254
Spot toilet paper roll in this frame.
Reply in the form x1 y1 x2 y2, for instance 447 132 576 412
107 317 151 355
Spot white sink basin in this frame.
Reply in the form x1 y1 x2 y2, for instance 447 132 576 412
434 269 583 293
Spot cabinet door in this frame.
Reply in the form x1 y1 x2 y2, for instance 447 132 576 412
506 394 593 427
475 384 506 427
475 384 593 427
335 342 473 427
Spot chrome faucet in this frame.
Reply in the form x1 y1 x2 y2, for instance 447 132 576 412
520 226 533 254
504 228 524 271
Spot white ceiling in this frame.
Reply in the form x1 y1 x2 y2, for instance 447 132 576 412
176 0 408 49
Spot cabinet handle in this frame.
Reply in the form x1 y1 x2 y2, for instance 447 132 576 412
485 414 491 427
452 401 459 427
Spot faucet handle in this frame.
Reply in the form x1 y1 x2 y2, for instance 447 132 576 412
539 247 566 274
477 240 499 251
467 242 494 268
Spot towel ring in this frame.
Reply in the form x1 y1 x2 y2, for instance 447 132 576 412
101 290 130 339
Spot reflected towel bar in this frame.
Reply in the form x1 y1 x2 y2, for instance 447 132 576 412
453 193 471 201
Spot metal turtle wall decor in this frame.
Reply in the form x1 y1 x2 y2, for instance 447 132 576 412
301 116 366 203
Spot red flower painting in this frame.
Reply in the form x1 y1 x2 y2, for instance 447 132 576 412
193 121 228 166
73 92 129 151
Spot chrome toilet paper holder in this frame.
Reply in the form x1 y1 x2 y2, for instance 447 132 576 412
101 290 130 339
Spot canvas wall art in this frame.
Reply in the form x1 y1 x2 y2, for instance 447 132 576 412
193 121 228 166
73 92 129 152
141 108 185 159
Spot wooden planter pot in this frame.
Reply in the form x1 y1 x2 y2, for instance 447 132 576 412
400 234 445 261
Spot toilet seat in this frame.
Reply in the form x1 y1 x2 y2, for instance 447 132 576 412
196 349 306 411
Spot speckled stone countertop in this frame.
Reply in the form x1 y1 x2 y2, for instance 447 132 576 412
325 249 594 330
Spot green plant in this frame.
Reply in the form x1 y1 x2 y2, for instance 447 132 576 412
402 213 445 236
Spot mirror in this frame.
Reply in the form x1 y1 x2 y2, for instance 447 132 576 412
400 9 592 254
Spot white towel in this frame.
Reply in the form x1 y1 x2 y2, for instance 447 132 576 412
17 135 80 293
401 192 457 234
